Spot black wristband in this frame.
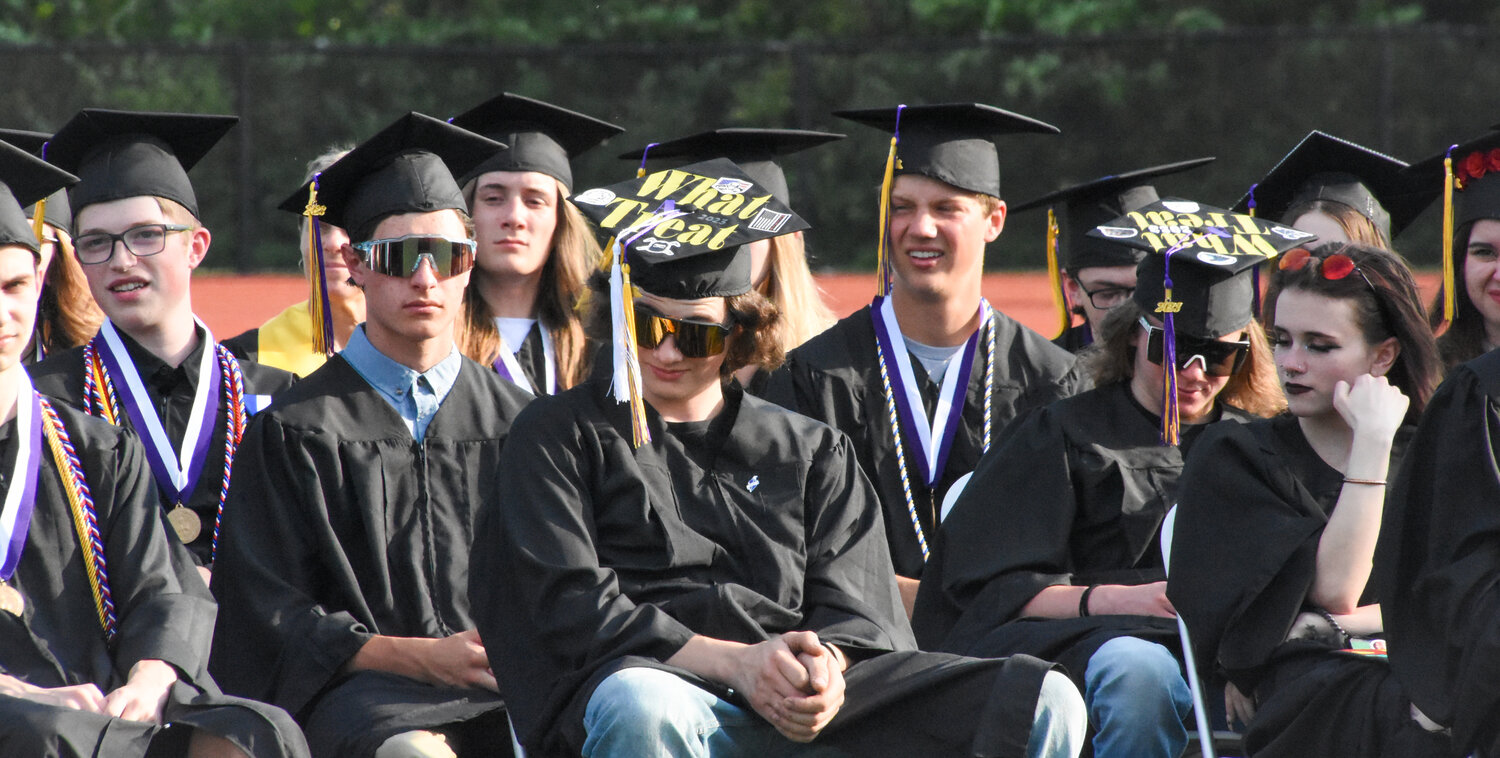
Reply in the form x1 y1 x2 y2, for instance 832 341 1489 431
1079 585 1099 618
1315 608 1351 647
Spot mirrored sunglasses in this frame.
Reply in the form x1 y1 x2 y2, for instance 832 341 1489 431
633 303 733 358
353 235 475 279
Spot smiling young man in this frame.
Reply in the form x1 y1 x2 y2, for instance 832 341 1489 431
766 103 1085 611
0 139 308 758
470 162 1086 758
30 110 294 577
206 113 529 758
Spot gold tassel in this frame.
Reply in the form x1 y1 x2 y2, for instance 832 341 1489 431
302 181 332 355
875 134 899 297
1441 151 1457 331
620 265 651 448
30 199 47 249
1045 208 1068 339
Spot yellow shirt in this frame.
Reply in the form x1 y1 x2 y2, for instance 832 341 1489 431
254 301 330 377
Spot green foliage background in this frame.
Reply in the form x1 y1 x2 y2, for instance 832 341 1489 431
0 2 1495 271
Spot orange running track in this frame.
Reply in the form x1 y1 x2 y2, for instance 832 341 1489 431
193 271 1442 344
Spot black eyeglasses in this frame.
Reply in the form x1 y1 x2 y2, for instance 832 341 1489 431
352 235 475 279
634 303 733 358
1077 281 1135 310
1138 317 1250 377
75 223 192 264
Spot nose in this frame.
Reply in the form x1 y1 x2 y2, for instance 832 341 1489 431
108 238 138 270
651 333 684 363
1278 346 1306 375
409 256 441 287
500 198 526 229
1176 357 1209 382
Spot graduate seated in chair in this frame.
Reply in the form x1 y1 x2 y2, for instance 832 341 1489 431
0 138 309 758
1170 243 1448 757
30 110 295 584
470 160 1088 758
765 103 1085 616
208 113 532 758
913 201 1296 758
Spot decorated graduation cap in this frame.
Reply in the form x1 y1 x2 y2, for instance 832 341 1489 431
0 128 72 234
46 109 237 222
277 112 505 354
618 127 844 205
0 139 78 254
569 157 809 446
448 92 623 191
1233 131 1430 241
1012 157 1215 338
1089 198 1316 444
834 102 1060 294
1405 129 1500 329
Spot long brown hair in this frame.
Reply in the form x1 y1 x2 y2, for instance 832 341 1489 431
457 177 597 389
1083 299 1285 419
37 227 103 351
1265 242 1442 422
758 232 834 351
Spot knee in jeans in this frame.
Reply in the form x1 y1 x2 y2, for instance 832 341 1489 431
586 668 713 734
1086 637 1183 694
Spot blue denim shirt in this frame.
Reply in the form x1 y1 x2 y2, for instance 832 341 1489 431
340 325 462 442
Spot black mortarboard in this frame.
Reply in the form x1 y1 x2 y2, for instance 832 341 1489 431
1089 198 1316 339
0 139 79 254
0 128 72 231
1405 129 1500 327
279 112 505 243
1233 131 1429 240
833 102 1059 198
618 128 844 205
571 157 808 298
448 92 623 191
46 109 237 222
1016 157 1216 271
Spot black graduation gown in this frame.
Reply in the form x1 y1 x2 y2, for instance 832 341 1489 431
471 378 1060 758
911 382 1248 681
1052 322 1093 354
1170 416 1446 758
219 327 258 363
764 305 1086 579
208 356 531 757
31 331 295 566
1374 350 1500 757
0 401 307 758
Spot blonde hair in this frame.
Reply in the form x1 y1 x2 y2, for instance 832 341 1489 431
1084 300 1285 419
1284 200 1392 250
457 176 596 389
154 196 200 228
758 233 834 351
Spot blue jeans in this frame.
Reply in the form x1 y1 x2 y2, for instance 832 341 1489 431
1083 636 1193 758
582 665 1086 758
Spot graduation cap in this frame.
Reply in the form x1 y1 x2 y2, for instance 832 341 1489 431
1404 129 1500 329
834 103 1060 294
277 112 505 354
0 128 72 233
618 128 844 205
1232 131 1430 242
1012 157 1215 338
447 92 624 191
0 138 79 254
1090 198 1316 444
570 157 809 446
45 109 237 223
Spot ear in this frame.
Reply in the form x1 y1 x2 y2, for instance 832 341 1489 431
1369 336 1401 377
184 226 211 270
983 200 1007 243
1062 271 1083 302
341 242 367 287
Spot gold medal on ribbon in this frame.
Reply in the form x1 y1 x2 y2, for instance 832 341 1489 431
0 581 24 617
167 504 202 544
